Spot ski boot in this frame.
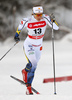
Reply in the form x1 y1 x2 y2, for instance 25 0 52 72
26 84 33 95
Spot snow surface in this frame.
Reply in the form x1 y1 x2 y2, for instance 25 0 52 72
0 33 72 100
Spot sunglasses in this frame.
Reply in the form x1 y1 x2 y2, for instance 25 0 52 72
34 13 43 17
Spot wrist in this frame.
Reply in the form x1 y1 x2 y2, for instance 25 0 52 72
15 33 19 37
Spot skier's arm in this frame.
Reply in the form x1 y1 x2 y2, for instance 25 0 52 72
14 18 28 42
43 14 59 30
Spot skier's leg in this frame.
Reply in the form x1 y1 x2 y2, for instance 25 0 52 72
22 54 37 95
22 41 37 94
22 40 42 94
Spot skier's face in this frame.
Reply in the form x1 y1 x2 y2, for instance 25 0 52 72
34 13 43 21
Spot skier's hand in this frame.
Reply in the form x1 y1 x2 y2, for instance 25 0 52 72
50 13 55 22
14 36 20 43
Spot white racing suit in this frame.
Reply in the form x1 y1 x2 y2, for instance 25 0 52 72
15 14 59 84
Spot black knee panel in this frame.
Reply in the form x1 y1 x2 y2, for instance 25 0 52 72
25 60 32 72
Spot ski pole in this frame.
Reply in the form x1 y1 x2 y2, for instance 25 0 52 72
0 42 17 61
52 20 57 95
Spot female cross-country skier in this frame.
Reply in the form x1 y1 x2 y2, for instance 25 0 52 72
14 5 59 95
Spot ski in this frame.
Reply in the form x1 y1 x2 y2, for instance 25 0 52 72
10 75 40 94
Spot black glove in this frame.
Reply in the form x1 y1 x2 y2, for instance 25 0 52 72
50 13 55 22
14 36 20 42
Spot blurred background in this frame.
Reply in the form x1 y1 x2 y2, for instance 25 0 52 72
0 1 72 98
0 0 72 41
